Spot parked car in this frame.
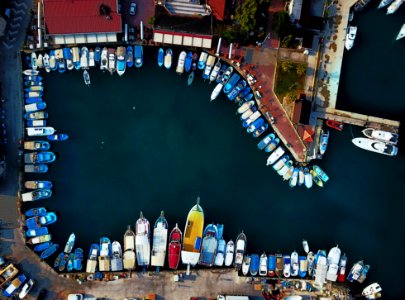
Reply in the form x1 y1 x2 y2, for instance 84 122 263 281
129 2 137 15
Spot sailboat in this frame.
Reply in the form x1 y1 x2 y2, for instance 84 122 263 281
151 211 168 271
181 197 204 274
168 224 182 270
135 212 150 271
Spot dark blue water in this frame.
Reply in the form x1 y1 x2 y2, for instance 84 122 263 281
23 3 405 298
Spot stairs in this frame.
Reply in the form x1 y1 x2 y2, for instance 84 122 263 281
165 1 210 16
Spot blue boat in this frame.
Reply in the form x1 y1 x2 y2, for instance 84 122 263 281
227 80 247 101
223 73 240 94
63 48 72 59
184 52 193 73
244 93 254 101
34 241 52 252
319 130 329 155
26 227 48 237
25 97 43 104
57 58 66 73
216 65 227 83
198 224 218 267
265 138 280 153
67 253 75 272
24 75 42 81
216 224 224 240
236 87 252 101
126 46 134 68
27 120 46 127
157 48 164 67
298 256 307 277
198 52 208 69
26 212 57 229
94 47 101 63
25 151 56 163
247 118 265 133
134 45 143 68
25 55 32 68
267 254 276 277
25 164 48 173
250 254 259 276
24 111 48 120
54 252 64 268
74 248 84 271
257 133 275 150
47 134 68 141
40 243 59 259
253 123 269 138
24 81 43 86
25 207 47 217
22 188 52 202
313 165 329 182
50 50 57 71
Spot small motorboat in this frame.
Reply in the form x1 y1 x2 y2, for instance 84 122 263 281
24 180 53 190
24 75 42 81
25 97 43 104
214 239 226 267
224 240 234 267
74 248 84 270
95 46 101 63
209 61 221 82
216 64 227 83
298 168 305 187
88 48 95 67
311 170 323 187
337 253 347 282
25 207 47 217
134 45 143 68
238 101 256 115
259 253 268 276
24 102 46 113
266 146 285 166
273 155 289 172
43 53 51 72
72 47 80 70
24 141 50 151
298 256 308 278
302 239 309 254
221 66 234 84
362 283 382 298
253 124 268 138
58 253 69 272
313 165 329 182
64 233 76 253
21 189 52 202
26 212 56 228
210 83 223 101
37 54 43 69
24 151 56 164
27 234 52 245
176 51 187 75
241 255 251 276
26 227 48 238
250 254 259 276
289 167 299 188
34 242 52 252
116 46 127 75
24 164 48 173
291 251 299 276
164 49 173 69
267 255 276 277
107 48 116 74
187 71 195 86
80 46 89 69
184 52 193 73
47 134 69 141
168 223 182 270
100 47 108 71
304 167 313 189
157 48 164 67
24 111 48 120
54 252 64 268
198 52 208 69
25 86 44 93
23 69 39 76
283 255 291 277
319 130 329 156
326 120 344 131
126 46 134 68
64 48 74 70
83 70 91 86
265 137 280 153
67 253 75 272
31 52 38 70
40 243 59 259
49 50 57 71
24 81 43 86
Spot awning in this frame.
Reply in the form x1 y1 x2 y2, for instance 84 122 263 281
153 30 212 49
87 34 97 43
303 129 314 142
154 32 163 43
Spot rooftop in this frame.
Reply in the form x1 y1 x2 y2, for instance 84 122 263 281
208 0 226 20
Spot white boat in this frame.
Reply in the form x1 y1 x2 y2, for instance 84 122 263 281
352 137 398 156
108 48 116 74
210 83 223 101
203 55 216 79
23 69 39 76
362 283 382 298
240 108 255 120
224 240 234 267
345 26 357 50
111 241 123 271
241 255 251 276
26 127 55 137
80 47 89 69
89 49 95 67
347 260 364 282
396 23 405 40
326 245 341 282
37 54 43 68
290 251 299 276
378 0 394 8
362 128 398 145
298 168 305 186
164 49 173 69
123 225 136 270
151 211 168 268
209 61 221 82
98 238 111 271
307 251 315 276
319 130 329 155
283 255 291 277
86 246 98 273
237 101 255 114
289 168 299 187
214 239 226 266
100 47 108 71
135 212 150 267
116 46 126 76
198 52 208 69
277 160 292 176
25 103 46 113
314 252 328 289
387 0 404 14
43 54 51 72
176 51 187 75
64 233 75 253
273 156 287 171
337 253 347 282
83 70 91 86
266 146 285 166
259 253 268 276
302 240 309 254
31 52 37 70
72 47 80 69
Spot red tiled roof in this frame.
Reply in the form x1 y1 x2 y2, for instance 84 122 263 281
208 0 226 21
44 0 122 35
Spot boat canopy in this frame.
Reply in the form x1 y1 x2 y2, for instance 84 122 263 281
85 259 97 273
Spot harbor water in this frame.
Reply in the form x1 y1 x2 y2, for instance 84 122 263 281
24 3 404 298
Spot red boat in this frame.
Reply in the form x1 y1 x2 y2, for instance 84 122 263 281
168 223 182 269
326 120 344 131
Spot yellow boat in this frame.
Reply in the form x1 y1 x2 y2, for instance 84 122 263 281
181 197 204 272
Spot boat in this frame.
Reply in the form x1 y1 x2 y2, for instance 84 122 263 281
74 248 84 271
181 197 204 273
88 49 95 67
291 251 299 276
25 97 43 104
37 54 43 69
54 252 64 268
326 245 341 282
314 250 328 289
64 233 75 253
135 212 150 268
176 51 187 74
357 264 370 283
116 46 126 76
40 243 58 259
55 49 66 73
185 52 193 73
80 47 89 69
27 121 46 128
304 167 313 189
311 170 323 187
25 92 42 98
199 224 218 267
298 167 305 186
49 50 57 71
24 111 48 120
168 223 182 270
238 101 255 115
265 138 280 153
24 86 44 93
67 253 75 272
34 242 52 252
164 49 173 69
345 26 357 50
26 127 55 137
378 0 394 8
283 165 294 181
352 137 398 156
151 211 168 269
250 254 259 276
240 107 257 121
134 45 143 68
24 102 46 113
216 64 227 83
227 80 247 101
277 159 292 176
157 48 164 67
95 47 101 64
24 141 50 151
313 165 329 182
273 155 289 171
266 146 285 166
326 120 344 131
302 240 309 253
21 189 52 202
123 226 136 270
259 253 268 276
241 255 251 276
214 238 226 266
347 260 364 282
24 75 42 81
24 164 48 173
210 83 223 101
387 0 404 14
27 234 52 245
107 48 116 74
267 255 276 276
111 241 123 271
396 23 405 40
236 87 251 102
198 52 208 69
362 128 398 145
24 80 43 87
283 255 291 277
221 66 234 85
126 46 134 68
31 52 38 70
337 253 347 282
234 231 247 269
25 207 47 217
85 244 99 273
24 152 56 164
275 253 283 277
298 256 307 277
72 47 80 70
209 61 221 82
362 283 382 298
83 70 91 86
289 168 299 188
99 237 112 271
47 134 68 141
63 48 74 70
202 55 216 79
58 253 69 271
100 47 108 71
224 240 234 267
257 133 275 150
223 73 241 94
253 123 269 139
319 130 329 156
187 71 195 86
23 69 39 76
26 227 48 237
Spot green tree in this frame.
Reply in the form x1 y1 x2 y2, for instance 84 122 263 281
296 63 307 76
235 0 258 36
280 61 293 72
271 11 291 37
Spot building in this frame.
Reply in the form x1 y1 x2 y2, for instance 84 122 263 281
43 0 122 45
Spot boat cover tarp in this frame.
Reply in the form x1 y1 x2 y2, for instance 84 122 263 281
123 250 135 269
86 259 97 273
125 236 135 250
111 258 123 271
98 256 110 271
